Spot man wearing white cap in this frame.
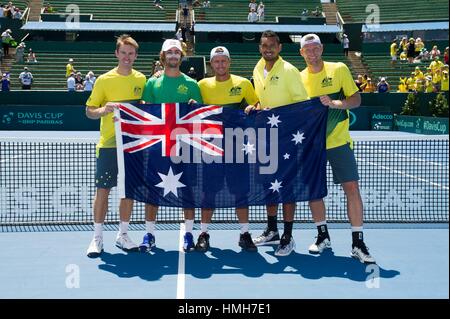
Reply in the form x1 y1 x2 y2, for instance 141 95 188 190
252 30 309 257
137 38 203 253
299 33 376 264
194 46 259 252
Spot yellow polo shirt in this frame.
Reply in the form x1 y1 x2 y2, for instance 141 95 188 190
253 56 308 108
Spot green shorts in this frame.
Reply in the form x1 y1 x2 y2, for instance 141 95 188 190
95 148 118 189
327 143 359 184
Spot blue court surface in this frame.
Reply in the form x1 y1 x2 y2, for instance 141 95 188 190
0 223 448 299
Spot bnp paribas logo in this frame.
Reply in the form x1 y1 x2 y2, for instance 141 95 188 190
416 118 422 128
2 112 14 125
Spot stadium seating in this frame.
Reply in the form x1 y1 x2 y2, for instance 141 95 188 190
337 0 449 22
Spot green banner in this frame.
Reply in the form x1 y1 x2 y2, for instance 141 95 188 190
395 115 449 135
371 112 394 131
0 105 98 131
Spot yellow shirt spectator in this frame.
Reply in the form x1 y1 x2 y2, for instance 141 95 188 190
253 56 308 108
66 63 76 78
86 67 146 149
397 78 408 92
390 42 398 57
301 61 358 149
441 71 449 91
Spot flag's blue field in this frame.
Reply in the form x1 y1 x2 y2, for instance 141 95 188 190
0 223 448 299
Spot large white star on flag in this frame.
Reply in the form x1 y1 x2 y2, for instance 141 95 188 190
283 153 290 160
267 114 281 127
292 131 305 145
155 167 186 197
269 179 283 193
242 141 256 155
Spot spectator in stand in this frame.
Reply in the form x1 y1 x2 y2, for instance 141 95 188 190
441 67 449 92
12 7 22 19
1 29 13 56
390 39 398 66
66 58 76 77
154 0 164 10
152 60 164 75
342 34 349 56
175 28 182 41
406 38 415 63
430 45 441 59
363 77 375 92
192 0 201 7
67 72 76 91
397 77 408 92
406 72 416 92
354 74 364 92
15 41 25 63
248 8 258 22
414 66 424 81
202 0 210 8
43 3 57 13
27 48 37 63
84 71 96 92
376 77 390 93
311 6 321 17
1 73 10 91
444 47 449 65
257 2 265 22
300 8 308 16
430 56 444 74
249 0 257 12
19 66 33 89
75 71 84 91
414 38 424 57
187 66 197 80
413 78 423 93
399 48 407 62
432 68 442 92
399 37 408 52
424 76 435 93
415 47 430 63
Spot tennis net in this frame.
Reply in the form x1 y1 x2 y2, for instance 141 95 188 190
0 131 448 225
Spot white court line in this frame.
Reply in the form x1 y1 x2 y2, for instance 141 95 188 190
176 223 186 299
358 145 448 168
358 158 449 190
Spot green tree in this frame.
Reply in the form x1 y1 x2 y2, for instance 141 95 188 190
401 93 420 115
429 93 449 117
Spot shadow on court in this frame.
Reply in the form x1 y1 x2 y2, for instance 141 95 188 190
98 248 180 281
187 247 400 282
96 246 400 282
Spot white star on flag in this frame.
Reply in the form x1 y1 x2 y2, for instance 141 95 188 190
155 167 186 197
242 141 256 155
291 131 305 144
283 153 290 160
267 114 281 127
269 179 283 193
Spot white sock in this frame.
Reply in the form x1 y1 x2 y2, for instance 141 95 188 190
94 223 103 238
119 221 129 234
200 223 209 233
240 223 249 234
146 221 155 235
315 220 327 227
351 226 363 233
185 219 194 233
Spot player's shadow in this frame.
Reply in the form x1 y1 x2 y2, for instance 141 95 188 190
262 247 399 282
98 248 179 281
186 246 399 282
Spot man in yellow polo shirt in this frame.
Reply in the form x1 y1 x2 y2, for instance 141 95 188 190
252 30 309 257
197 46 259 252
299 33 375 264
85 34 146 258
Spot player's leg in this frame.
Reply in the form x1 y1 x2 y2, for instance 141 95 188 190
274 203 296 256
236 207 257 252
139 204 158 252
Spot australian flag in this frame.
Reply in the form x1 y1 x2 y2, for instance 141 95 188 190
115 98 328 208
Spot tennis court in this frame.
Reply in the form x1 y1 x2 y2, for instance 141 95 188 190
0 131 448 299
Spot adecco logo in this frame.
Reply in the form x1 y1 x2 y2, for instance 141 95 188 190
372 113 393 120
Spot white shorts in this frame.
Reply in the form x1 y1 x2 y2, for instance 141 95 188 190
391 55 397 61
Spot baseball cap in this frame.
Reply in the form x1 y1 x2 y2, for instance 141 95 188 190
210 46 230 61
300 34 321 48
161 39 182 52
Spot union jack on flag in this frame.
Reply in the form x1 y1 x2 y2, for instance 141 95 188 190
118 102 224 156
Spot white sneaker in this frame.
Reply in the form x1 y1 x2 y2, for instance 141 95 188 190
274 236 296 256
308 236 331 254
87 236 103 258
351 242 376 264
253 229 280 245
115 233 139 252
